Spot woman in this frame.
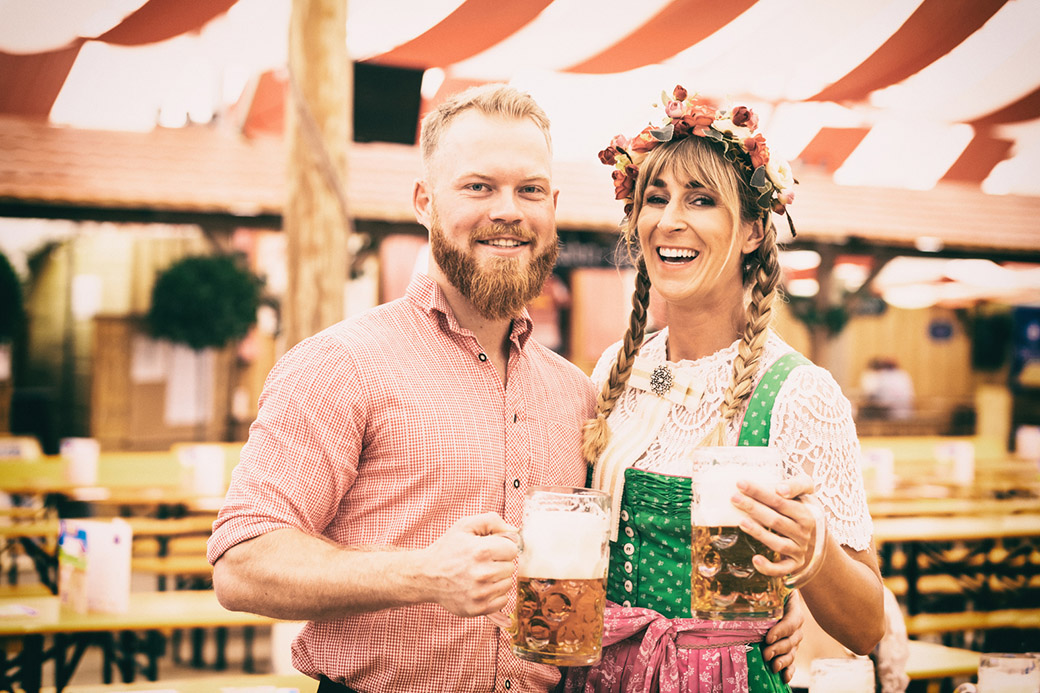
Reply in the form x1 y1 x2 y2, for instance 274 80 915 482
571 86 885 691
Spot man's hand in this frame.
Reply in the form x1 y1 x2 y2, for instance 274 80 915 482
763 589 805 683
419 512 520 618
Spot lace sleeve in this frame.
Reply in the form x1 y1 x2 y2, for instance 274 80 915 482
770 364 873 552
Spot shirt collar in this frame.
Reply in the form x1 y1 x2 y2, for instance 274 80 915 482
406 273 535 349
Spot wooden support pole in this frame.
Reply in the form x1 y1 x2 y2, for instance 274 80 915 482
285 0 351 349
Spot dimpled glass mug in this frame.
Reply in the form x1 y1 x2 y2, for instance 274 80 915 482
689 447 825 620
809 657 876 693
954 653 1040 693
487 486 610 666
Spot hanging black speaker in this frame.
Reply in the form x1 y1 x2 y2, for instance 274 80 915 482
353 62 424 145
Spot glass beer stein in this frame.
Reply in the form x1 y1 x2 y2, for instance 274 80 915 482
954 653 1040 693
689 447 824 620
488 486 610 666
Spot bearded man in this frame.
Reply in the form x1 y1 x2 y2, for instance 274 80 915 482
208 85 595 693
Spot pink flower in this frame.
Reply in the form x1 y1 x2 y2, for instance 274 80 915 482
598 147 617 166
731 106 758 130
665 100 684 119
780 189 795 206
610 134 630 151
629 126 660 153
743 134 769 168
673 85 688 101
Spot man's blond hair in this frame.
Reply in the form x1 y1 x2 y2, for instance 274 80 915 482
419 84 552 169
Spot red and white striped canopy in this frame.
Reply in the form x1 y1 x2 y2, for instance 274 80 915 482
1 0 1039 195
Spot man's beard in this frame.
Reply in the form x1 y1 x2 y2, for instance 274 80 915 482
429 215 559 321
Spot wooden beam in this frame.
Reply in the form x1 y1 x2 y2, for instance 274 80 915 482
285 0 351 349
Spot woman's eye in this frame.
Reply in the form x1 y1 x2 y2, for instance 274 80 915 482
646 194 668 205
690 194 715 206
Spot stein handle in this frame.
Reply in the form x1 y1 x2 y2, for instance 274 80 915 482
485 610 516 634
784 500 827 590
485 529 524 635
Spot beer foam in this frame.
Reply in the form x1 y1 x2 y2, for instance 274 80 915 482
691 466 781 527
518 510 609 579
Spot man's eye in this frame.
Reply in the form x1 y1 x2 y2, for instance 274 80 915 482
520 186 544 195
466 183 489 192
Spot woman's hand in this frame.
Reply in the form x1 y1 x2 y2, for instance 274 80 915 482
763 589 805 681
732 473 825 582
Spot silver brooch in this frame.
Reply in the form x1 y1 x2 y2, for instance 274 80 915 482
649 364 673 397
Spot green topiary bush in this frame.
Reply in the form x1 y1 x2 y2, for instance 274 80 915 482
146 254 263 350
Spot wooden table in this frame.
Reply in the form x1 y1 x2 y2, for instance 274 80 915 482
904 640 981 680
874 512 1040 640
869 496 1040 518
0 591 289 693
61 673 318 692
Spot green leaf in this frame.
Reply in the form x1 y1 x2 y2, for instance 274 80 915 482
650 123 674 142
750 166 767 188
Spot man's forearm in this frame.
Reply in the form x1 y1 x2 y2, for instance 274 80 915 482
212 527 430 620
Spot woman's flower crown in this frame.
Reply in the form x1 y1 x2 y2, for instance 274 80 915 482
598 85 796 234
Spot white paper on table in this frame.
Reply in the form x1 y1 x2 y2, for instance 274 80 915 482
164 345 214 426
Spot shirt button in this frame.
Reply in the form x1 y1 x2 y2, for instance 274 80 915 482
624 561 633 573
624 526 634 538
624 580 633 592
623 543 634 556
620 510 629 522
504 680 511 690
512 478 521 489
622 600 632 607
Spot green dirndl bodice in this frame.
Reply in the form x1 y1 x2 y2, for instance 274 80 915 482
604 352 809 692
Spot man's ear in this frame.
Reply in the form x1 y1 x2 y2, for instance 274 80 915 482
413 178 432 228
741 217 766 254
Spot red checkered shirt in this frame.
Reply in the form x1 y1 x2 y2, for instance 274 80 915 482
208 274 595 692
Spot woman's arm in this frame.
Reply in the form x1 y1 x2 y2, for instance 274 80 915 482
734 475 884 654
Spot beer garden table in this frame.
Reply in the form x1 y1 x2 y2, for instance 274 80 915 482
0 591 290 693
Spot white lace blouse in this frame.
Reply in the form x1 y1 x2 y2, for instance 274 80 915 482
591 327 874 552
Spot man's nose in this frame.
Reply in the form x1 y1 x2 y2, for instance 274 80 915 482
488 191 523 224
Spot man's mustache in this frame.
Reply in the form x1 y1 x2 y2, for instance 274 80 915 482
470 224 537 244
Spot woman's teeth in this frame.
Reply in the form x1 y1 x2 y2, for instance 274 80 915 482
658 247 698 263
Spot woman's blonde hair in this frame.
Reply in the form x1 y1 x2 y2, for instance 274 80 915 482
582 136 782 464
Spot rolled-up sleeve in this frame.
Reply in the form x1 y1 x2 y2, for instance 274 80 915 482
207 332 367 564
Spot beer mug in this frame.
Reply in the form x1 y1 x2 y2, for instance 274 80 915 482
489 486 610 666
954 653 1040 692
809 657 875 693
689 447 824 620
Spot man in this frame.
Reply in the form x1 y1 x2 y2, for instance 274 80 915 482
208 85 596 692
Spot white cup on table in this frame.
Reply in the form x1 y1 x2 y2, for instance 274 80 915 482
61 437 100 486
955 653 1040 692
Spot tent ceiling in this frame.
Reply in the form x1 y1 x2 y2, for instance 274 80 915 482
0 0 1038 198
